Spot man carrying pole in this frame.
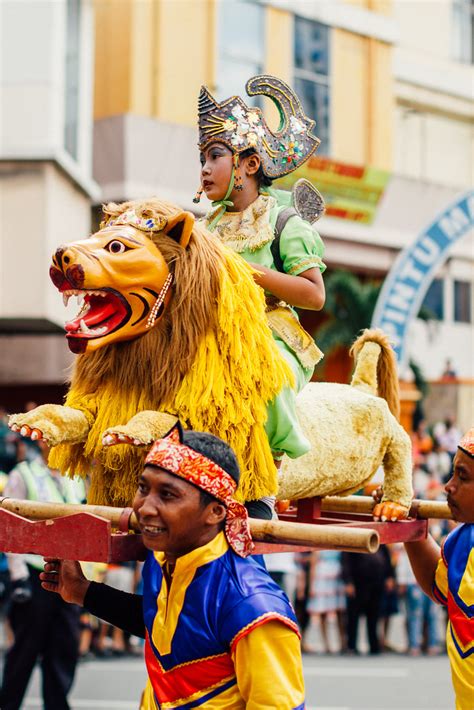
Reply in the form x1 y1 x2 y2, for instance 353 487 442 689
40 422 307 709
404 428 474 710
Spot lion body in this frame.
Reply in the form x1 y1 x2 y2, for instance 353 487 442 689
49 199 293 506
14 199 413 511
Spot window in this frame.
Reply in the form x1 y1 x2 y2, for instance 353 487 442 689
421 279 444 320
454 280 472 322
216 1 264 105
294 17 330 155
452 0 474 64
64 0 81 159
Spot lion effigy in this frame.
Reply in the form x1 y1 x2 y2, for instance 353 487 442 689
9 198 412 518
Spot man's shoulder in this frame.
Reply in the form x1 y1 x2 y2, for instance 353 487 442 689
444 524 474 563
215 551 295 615
210 552 298 647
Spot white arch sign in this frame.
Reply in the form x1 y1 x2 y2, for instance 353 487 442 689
371 190 474 368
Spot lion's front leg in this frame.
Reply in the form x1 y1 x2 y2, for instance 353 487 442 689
9 404 90 447
102 411 178 447
373 423 413 521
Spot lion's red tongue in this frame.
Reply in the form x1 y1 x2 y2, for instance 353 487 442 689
65 292 127 337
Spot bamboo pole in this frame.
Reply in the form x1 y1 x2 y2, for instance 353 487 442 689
320 495 452 520
250 518 379 554
0 498 133 529
0 497 379 553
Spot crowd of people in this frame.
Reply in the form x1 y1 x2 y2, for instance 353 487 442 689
267 540 450 658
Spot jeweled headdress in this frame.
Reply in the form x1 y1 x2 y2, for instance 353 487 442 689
198 75 320 180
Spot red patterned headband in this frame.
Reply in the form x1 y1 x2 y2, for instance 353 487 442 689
458 428 474 458
145 425 254 557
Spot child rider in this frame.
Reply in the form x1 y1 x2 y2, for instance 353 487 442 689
194 75 327 520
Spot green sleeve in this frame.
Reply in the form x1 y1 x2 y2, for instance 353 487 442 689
279 213 326 276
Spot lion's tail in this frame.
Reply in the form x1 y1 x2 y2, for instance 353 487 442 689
349 329 400 420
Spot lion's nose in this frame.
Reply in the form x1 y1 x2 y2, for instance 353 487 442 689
53 246 74 270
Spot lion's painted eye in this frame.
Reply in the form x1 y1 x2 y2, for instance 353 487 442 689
105 240 128 254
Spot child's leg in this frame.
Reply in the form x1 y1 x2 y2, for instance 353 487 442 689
264 341 313 461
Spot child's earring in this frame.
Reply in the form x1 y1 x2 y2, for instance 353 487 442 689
233 154 243 191
193 186 203 204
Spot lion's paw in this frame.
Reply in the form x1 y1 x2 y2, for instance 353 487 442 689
373 500 409 522
102 411 178 448
101 428 147 448
9 405 89 447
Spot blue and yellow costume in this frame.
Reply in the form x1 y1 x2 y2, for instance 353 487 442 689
433 523 474 710
140 532 305 709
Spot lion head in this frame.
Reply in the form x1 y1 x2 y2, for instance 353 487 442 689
50 201 195 354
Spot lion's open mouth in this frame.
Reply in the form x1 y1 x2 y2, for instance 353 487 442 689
63 289 130 339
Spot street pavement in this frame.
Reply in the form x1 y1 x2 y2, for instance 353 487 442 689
2 608 455 709
19 652 454 709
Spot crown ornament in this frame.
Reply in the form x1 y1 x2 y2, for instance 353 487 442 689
100 209 168 234
198 75 320 180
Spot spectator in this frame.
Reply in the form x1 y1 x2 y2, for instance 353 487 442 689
438 416 462 464
379 545 400 652
305 550 346 654
0 407 17 474
0 440 86 710
342 546 395 655
411 419 433 469
397 546 440 656
264 552 298 602
440 359 458 382
294 551 312 647
94 561 137 656
426 438 453 484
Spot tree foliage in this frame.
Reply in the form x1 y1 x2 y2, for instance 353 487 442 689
314 270 381 353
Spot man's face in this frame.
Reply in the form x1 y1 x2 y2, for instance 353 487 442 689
133 466 224 558
445 449 474 523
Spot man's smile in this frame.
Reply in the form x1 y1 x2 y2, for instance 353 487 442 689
142 524 167 536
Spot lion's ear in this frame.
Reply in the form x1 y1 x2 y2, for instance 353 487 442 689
163 211 194 248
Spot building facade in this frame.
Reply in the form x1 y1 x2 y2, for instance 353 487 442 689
0 0 98 406
1 0 473 422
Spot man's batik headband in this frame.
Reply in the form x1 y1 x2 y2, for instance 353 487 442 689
145 424 254 557
458 428 474 458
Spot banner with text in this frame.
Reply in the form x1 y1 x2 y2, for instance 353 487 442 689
276 156 390 224
371 190 474 367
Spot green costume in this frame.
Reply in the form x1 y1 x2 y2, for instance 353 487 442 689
198 74 326 460
204 192 326 459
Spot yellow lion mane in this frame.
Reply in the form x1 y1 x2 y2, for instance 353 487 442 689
50 198 293 506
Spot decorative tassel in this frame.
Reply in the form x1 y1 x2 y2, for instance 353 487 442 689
146 273 173 329
193 186 203 204
233 154 243 191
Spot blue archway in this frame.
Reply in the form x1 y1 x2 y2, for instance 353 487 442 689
371 190 474 368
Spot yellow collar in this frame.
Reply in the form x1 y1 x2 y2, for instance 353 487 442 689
151 533 229 655
153 531 229 576
205 194 275 253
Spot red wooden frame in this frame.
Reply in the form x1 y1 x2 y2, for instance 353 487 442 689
0 496 428 562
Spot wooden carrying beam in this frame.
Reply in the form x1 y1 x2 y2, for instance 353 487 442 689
320 495 451 520
0 497 379 554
